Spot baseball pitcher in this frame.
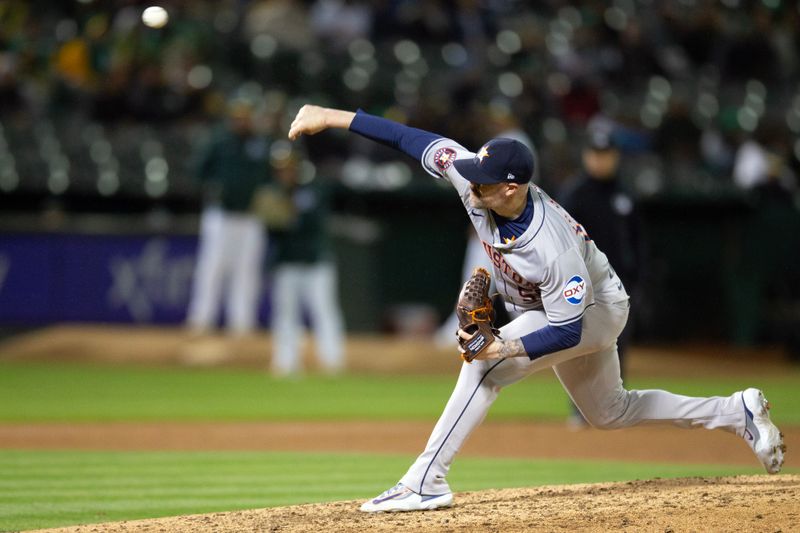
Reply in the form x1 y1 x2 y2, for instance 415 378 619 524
288 105 786 512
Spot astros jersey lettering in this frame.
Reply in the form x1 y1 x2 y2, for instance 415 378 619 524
421 138 628 325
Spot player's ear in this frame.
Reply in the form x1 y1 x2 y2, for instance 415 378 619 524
504 183 519 196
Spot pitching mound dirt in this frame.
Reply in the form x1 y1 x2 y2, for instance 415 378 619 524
33 475 799 533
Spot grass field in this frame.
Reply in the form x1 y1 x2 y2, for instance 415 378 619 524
1 361 799 424
1 360 798 531
0 450 773 531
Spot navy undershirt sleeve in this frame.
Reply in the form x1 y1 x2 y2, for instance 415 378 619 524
349 109 442 160
520 318 583 360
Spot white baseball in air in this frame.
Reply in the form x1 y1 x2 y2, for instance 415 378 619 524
142 6 169 28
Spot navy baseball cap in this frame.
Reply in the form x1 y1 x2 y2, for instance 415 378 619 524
453 138 534 185
586 129 617 151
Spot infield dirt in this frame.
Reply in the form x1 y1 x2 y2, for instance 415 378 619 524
30 475 800 533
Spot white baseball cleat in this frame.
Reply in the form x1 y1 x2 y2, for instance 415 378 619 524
741 388 786 474
359 483 453 513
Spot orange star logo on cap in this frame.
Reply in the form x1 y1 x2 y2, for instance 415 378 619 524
477 145 490 162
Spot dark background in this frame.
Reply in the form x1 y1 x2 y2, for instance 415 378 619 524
1 0 799 350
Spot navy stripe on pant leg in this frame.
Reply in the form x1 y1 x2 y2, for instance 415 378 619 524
418 359 506 495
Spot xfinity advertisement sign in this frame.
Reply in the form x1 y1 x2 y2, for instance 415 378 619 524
0 234 203 324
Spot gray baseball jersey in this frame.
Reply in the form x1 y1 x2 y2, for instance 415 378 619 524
395 137 753 498
421 138 629 328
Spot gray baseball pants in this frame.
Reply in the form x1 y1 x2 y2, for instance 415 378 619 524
400 300 746 496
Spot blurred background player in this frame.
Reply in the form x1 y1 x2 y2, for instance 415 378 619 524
185 98 271 336
558 123 640 427
730 124 798 347
257 142 345 376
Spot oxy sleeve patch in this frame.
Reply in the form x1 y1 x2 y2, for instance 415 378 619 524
562 275 587 305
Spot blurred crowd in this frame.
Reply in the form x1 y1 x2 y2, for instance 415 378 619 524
0 0 799 208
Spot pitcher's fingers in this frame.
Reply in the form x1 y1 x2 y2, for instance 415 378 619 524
288 120 304 140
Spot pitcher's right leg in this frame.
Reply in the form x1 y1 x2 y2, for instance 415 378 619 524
553 347 786 473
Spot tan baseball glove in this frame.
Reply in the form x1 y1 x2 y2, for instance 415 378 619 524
456 267 500 362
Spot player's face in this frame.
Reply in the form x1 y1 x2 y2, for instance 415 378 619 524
469 182 511 209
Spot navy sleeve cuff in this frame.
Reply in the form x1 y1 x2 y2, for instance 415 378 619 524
520 319 583 360
349 109 441 160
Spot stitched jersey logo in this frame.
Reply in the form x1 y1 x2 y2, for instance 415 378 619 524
562 275 586 305
434 147 457 171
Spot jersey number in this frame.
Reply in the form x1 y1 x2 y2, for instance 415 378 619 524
549 199 592 242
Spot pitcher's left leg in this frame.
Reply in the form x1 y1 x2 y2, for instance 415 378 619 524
397 357 505 497
391 310 550 501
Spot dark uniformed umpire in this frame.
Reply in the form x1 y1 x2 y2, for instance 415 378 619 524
558 128 640 426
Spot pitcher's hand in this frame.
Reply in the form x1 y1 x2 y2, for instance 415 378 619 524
288 105 329 140
457 329 527 361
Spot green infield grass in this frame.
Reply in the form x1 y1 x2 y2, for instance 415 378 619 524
1 449 792 532
1 362 798 530
0 361 799 424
